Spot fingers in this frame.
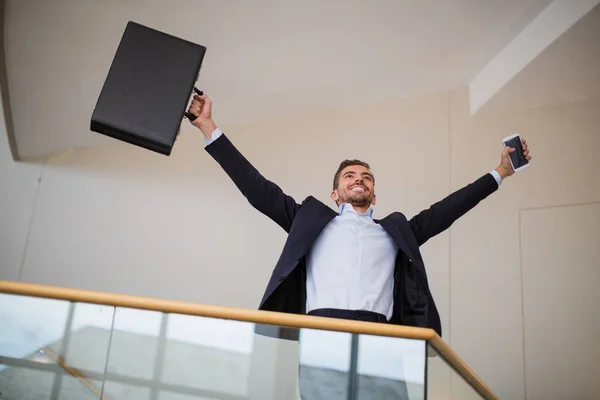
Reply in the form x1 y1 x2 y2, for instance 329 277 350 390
187 99 202 117
199 95 212 116
187 94 210 115
186 92 212 128
193 94 211 105
521 138 532 160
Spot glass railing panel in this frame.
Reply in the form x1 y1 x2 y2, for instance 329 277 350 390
101 306 429 400
0 284 497 400
299 328 353 399
60 302 116 377
101 381 153 399
162 313 254 397
426 344 484 400
357 334 426 399
423 347 452 399
56 376 105 400
299 329 427 399
102 307 164 380
103 307 283 400
0 293 114 399
0 357 58 400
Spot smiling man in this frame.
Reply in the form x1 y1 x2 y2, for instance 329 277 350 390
332 160 375 211
187 93 531 337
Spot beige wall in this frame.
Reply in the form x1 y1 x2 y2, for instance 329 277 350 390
0 94 43 281
449 90 600 399
1 88 598 399
520 203 599 399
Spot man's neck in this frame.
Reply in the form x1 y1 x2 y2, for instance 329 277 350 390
352 205 370 214
339 202 373 216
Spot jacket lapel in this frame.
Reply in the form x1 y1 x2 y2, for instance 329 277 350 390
376 216 417 262
283 197 338 268
297 199 338 256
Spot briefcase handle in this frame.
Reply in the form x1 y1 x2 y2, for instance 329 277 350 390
184 87 204 121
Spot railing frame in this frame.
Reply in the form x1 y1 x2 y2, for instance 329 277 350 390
0 280 498 400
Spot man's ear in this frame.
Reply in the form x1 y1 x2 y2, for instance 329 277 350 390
331 190 339 204
372 194 377 206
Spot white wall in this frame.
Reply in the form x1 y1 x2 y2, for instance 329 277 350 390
0 94 43 282
521 203 600 400
449 90 600 399
1 87 599 399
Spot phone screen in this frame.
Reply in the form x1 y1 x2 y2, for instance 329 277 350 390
504 136 528 170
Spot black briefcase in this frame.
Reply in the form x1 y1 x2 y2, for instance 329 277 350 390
91 21 206 156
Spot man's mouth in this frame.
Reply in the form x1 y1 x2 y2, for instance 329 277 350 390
350 186 366 193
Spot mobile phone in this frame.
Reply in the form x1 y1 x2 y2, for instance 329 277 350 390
502 133 529 172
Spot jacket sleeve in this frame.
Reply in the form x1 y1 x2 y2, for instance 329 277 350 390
409 173 499 246
205 133 300 232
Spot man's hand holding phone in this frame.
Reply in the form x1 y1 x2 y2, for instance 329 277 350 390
496 134 532 179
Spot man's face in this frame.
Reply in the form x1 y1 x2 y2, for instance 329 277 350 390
331 165 376 208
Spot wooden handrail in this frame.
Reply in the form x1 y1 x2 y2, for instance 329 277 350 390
0 280 498 400
0 280 434 339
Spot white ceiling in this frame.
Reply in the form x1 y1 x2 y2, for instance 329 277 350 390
3 0 586 158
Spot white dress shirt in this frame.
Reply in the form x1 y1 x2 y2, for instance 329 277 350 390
205 128 503 319
306 203 399 319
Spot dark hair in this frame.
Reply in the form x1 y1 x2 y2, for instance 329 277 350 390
332 159 373 190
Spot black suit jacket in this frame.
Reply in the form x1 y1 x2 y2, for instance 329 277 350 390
206 134 499 337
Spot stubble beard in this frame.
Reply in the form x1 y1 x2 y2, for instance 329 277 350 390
341 189 372 208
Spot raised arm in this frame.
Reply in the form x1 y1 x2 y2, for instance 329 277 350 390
187 93 299 232
409 172 499 246
410 139 532 245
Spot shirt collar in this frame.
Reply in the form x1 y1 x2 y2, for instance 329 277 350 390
339 202 374 218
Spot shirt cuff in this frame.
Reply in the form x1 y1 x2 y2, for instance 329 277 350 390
489 169 502 186
204 128 223 146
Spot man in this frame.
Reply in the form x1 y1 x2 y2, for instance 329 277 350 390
187 93 531 337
